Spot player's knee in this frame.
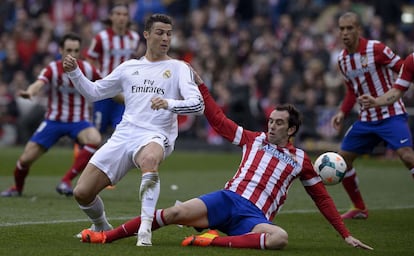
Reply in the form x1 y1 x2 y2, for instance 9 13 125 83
164 206 180 222
397 147 414 166
73 186 94 205
139 154 160 170
86 133 102 146
266 228 288 250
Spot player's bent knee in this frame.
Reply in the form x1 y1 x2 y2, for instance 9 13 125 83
397 147 414 166
163 206 183 224
266 229 288 250
73 186 95 205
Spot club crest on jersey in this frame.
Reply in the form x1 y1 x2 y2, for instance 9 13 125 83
383 46 395 59
163 70 171 79
360 55 368 68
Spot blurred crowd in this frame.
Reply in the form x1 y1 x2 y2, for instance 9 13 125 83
1 0 414 151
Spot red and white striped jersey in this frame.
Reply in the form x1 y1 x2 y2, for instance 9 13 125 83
394 53 414 91
337 37 405 121
199 84 350 238
38 60 100 122
87 27 140 76
223 131 317 221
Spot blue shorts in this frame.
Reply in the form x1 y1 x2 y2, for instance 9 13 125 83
30 120 94 149
199 190 272 236
93 99 125 133
341 114 412 154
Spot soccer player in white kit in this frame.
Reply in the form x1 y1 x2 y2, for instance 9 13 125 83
62 14 204 246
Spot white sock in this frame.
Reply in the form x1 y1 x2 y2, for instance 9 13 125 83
79 196 112 231
138 172 160 234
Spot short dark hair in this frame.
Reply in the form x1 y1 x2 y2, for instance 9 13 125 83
103 2 130 27
110 1 129 12
144 14 173 32
59 32 81 48
338 11 362 27
275 104 302 137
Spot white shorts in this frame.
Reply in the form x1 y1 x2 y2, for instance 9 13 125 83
89 121 174 184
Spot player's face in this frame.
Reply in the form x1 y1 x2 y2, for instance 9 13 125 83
110 6 129 29
145 22 172 56
60 39 81 59
338 16 360 52
267 110 291 146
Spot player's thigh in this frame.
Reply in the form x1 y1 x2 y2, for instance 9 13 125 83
77 127 102 145
164 198 209 227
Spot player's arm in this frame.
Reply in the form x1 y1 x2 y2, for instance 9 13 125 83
19 79 46 99
63 55 122 102
151 64 204 115
85 36 102 70
360 53 414 108
303 178 373 250
331 84 356 131
358 88 404 108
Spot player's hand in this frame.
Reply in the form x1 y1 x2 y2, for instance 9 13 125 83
345 236 373 250
151 97 168 110
63 55 78 72
330 111 344 131
18 90 31 99
358 94 376 109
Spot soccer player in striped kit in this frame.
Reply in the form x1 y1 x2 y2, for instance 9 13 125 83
359 52 414 174
76 68 372 250
331 12 414 219
1 33 101 197
87 2 141 137
63 14 204 246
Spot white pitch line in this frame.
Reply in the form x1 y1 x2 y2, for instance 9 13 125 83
1 205 414 227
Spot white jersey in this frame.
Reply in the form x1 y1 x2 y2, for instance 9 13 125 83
67 57 204 144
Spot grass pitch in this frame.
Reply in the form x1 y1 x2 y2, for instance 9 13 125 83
0 146 413 256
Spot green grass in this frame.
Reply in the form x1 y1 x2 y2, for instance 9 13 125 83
0 146 413 255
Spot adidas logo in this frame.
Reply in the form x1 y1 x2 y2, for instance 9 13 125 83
131 70 139 75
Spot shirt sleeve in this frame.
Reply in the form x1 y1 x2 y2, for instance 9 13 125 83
394 54 414 91
340 83 357 117
67 65 122 102
304 182 351 239
164 62 204 115
300 156 351 239
375 43 403 73
86 35 101 59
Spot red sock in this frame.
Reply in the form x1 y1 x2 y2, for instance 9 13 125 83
61 144 97 184
211 233 265 249
14 161 29 192
105 209 164 243
342 168 366 210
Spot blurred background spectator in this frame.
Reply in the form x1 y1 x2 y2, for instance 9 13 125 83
1 0 414 153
